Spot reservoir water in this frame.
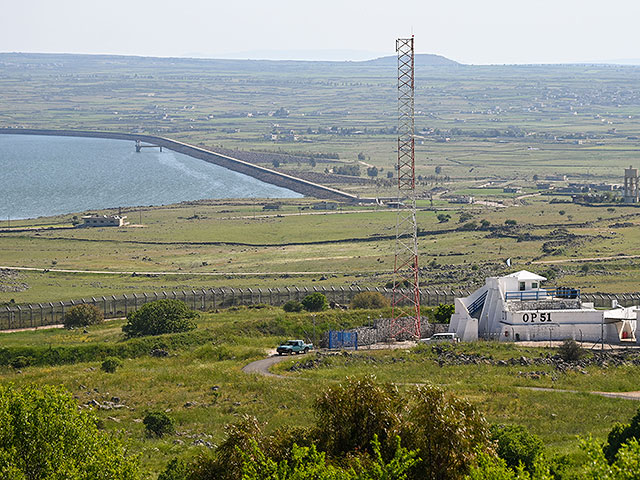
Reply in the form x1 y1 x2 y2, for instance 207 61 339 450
0 134 302 220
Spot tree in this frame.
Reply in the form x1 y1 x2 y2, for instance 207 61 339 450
505 219 517 226
490 424 544 473
63 303 104 329
358 152 366 161
350 292 389 310
367 166 379 178
122 299 197 337
437 214 451 223
434 304 455 323
459 212 473 223
272 159 281 168
558 210 566 216
480 219 491 230
435 166 442 174
0 384 140 479
302 293 328 312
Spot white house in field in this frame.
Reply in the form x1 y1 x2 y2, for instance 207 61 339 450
449 270 638 344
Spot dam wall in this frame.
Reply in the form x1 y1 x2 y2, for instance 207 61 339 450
0 129 365 202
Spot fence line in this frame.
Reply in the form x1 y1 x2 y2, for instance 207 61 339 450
1 287 637 332
0 286 471 331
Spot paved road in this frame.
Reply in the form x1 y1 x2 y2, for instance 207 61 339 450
242 353 310 378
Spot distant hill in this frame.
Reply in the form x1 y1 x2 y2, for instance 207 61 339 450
362 54 460 67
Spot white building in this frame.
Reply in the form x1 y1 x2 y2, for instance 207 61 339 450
449 270 638 344
81 215 127 227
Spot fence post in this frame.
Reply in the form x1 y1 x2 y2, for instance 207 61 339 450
123 295 128 316
201 289 207 310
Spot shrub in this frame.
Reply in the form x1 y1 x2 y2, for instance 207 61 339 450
122 299 197 337
0 384 140 479
101 356 122 373
434 304 455 323
604 407 640 463
350 291 389 309
283 300 304 313
302 293 328 312
158 458 190 480
558 338 585 362
400 384 491 480
143 411 175 437
505 219 517 226
314 375 402 458
10 355 31 369
490 424 544 472
63 303 104 329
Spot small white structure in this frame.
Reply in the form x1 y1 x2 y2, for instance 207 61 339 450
449 270 638 344
81 215 127 227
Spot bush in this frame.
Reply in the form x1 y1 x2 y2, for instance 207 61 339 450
434 304 455 323
10 355 31 369
122 299 197 337
558 338 585 362
490 424 544 472
604 407 640 463
283 300 304 313
101 356 122 373
143 411 175 437
0 384 140 479
302 293 328 312
158 458 190 480
350 291 389 309
314 376 402 458
400 384 491 480
63 303 104 329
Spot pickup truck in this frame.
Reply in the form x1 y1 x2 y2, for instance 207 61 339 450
277 340 313 355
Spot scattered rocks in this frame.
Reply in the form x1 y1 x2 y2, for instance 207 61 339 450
150 348 169 357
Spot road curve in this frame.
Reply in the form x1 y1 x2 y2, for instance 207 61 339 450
242 353 310 378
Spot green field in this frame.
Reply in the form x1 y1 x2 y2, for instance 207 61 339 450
2 197 640 304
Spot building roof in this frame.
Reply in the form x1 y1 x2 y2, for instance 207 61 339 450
504 270 547 282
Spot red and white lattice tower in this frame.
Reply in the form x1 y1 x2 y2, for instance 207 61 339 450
390 36 421 339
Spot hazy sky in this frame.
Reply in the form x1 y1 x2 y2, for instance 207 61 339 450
2 0 640 64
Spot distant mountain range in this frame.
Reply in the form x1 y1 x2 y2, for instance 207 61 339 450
362 54 460 66
0 51 461 68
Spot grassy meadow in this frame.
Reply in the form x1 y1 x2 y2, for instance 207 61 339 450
2 306 640 477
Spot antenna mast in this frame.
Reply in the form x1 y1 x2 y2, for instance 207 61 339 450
391 37 421 339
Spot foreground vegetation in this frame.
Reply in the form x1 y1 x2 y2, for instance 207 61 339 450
2 305 640 478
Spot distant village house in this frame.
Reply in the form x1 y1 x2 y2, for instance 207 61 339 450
81 215 127 227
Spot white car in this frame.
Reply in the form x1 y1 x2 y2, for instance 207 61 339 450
418 333 460 344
